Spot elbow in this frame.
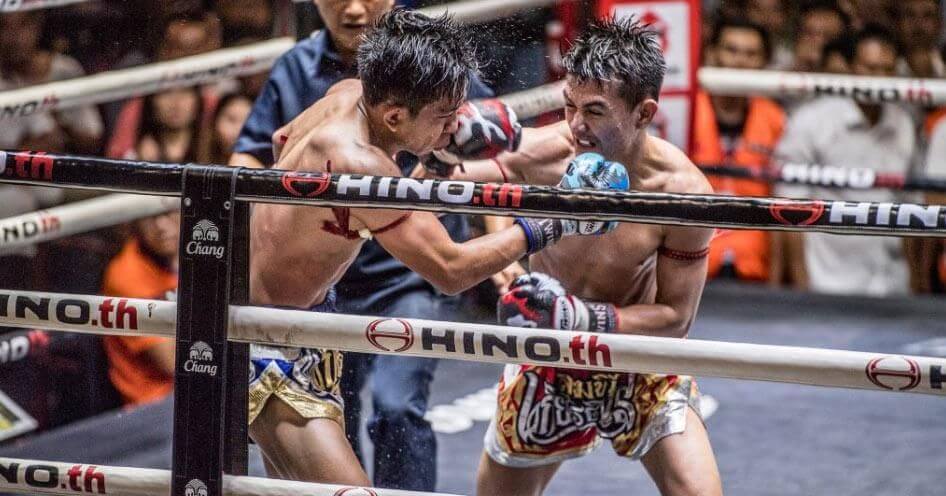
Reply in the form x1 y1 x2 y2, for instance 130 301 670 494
429 275 467 296
423 260 468 296
664 314 693 339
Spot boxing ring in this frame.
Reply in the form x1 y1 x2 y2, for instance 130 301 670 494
2 0 946 495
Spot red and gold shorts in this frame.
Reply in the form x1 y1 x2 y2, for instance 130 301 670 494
484 364 701 467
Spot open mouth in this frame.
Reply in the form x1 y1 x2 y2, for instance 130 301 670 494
576 138 596 148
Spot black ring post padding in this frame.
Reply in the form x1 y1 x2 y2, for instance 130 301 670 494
171 164 240 496
224 197 250 476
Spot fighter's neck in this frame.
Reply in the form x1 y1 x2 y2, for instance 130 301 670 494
621 133 671 188
357 99 399 157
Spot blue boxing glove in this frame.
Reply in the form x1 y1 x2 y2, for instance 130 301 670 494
558 152 630 235
515 153 629 253
497 273 618 333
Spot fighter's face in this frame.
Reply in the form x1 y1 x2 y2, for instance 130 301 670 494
314 0 395 57
564 77 648 160
400 97 463 156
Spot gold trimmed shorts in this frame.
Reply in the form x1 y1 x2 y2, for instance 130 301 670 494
248 290 344 426
485 364 701 467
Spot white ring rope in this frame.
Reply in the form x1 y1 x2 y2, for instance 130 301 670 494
0 38 295 122
0 0 562 121
0 457 462 496
0 0 88 13
0 194 176 253
0 289 942 396
698 67 942 105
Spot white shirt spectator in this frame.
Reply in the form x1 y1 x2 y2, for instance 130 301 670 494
775 97 917 296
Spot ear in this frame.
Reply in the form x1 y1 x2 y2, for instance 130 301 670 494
381 103 408 133
636 99 659 129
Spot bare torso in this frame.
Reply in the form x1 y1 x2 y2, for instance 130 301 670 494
250 80 399 308
522 122 711 308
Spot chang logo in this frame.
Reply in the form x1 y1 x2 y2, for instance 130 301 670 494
192 219 219 241
186 219 225 259
184 479 208 496
184 341 218 376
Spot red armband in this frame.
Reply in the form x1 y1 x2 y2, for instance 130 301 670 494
658 246 710 261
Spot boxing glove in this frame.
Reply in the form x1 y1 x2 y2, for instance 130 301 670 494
514 153 629 253
447 99 522 159
497 273 618 333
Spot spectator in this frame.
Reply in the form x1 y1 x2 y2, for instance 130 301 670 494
821 34 856 73
0 11 104 155
838 0 895 30
893 0 943 77
136 87 206 163
214 0 275 45
743 0 795 69
104 10 222 151
775 25 917 295
101 211 180 406
199 93 253 165
792 1 849 72
919 90 946 293
694 18 786 283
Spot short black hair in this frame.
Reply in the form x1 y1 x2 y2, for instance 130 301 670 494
822 33 856 64
710 17 772 62
563 16 667 108
852 23 900 61
358 9 479 115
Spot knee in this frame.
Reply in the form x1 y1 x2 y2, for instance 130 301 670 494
658 475 723 496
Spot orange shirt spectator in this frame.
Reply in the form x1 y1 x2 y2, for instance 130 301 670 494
695 18 786 282
101 212 180 406
693 91 785 281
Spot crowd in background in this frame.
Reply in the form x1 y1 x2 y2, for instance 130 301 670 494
0 0 945 448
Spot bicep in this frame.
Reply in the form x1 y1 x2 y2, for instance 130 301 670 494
371 210 458 270
655 227 713 313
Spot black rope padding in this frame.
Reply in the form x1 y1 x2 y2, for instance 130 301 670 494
700 162 946 194
3 150 946 237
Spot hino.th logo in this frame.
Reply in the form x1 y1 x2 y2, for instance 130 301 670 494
184 341 217 376
186 219 224 259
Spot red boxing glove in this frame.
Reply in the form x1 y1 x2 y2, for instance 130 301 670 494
447 99 522 159
497 273 618 333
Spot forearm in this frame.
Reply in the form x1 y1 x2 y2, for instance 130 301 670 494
439 227 529 294
484 215 515 234
613 303 691 338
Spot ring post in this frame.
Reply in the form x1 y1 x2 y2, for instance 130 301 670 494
224 199 250 475
171 165 240 496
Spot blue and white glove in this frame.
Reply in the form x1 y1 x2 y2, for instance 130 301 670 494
515 153 630 253
497 273 618 333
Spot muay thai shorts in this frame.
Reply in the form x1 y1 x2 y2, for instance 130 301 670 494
248 288 344 426
485 364 701 466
